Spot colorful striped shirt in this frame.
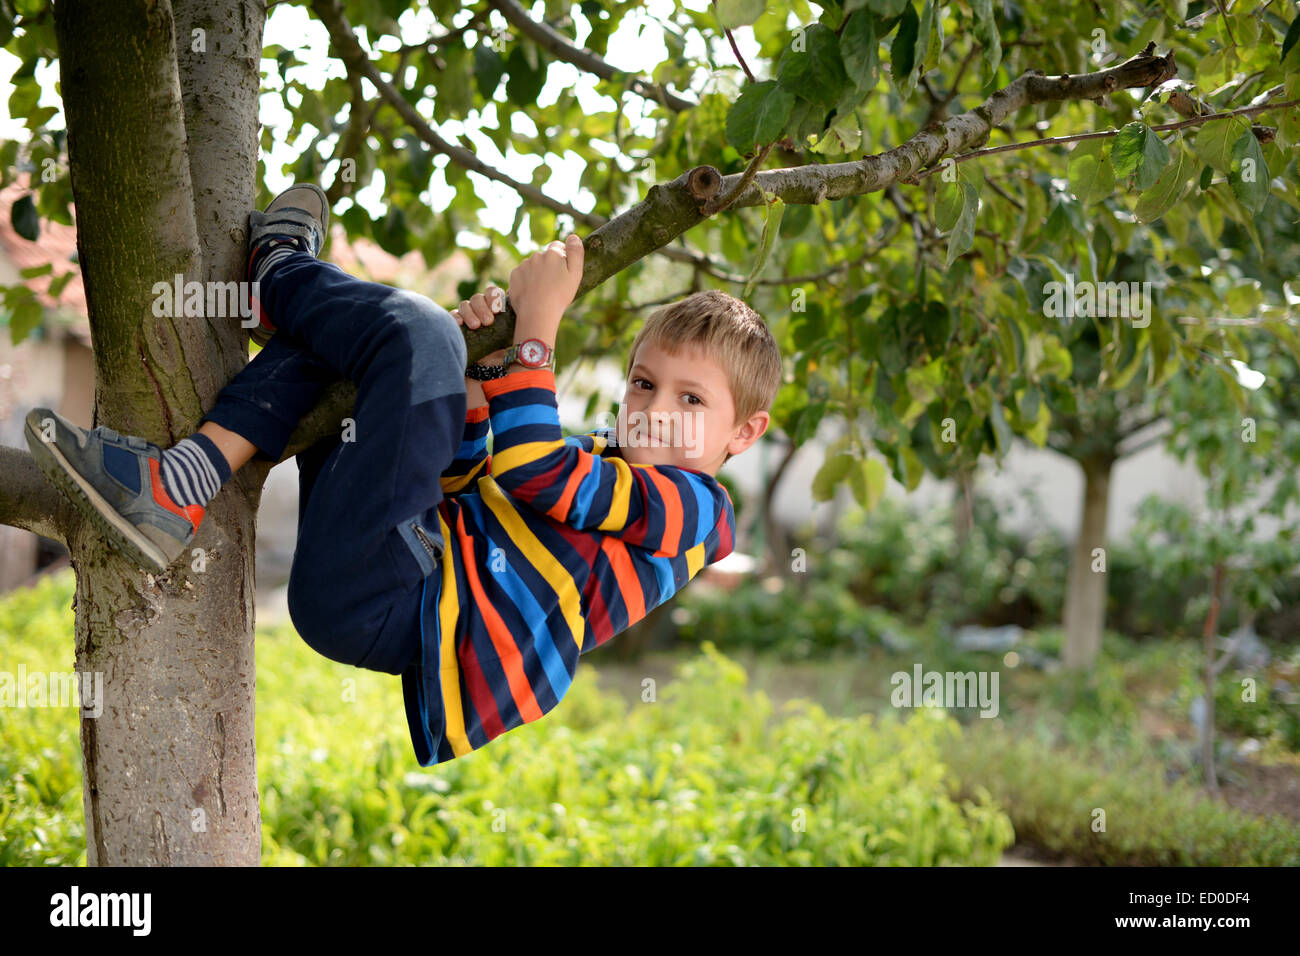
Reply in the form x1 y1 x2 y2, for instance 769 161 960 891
400 367 736 766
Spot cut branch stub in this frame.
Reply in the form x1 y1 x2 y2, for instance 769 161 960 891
686 165 722 203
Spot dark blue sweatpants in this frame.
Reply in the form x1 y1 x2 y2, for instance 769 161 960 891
199 251 467 675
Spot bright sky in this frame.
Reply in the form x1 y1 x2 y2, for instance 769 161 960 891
0 0 759 251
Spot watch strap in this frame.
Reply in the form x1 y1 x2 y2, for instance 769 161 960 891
465 362 510 381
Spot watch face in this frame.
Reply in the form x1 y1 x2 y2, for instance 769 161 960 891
521 340 545 365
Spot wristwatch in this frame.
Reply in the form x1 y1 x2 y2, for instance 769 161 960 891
503 338 555 371
465 338 555 380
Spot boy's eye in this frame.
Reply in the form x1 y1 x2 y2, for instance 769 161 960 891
632 378 702 405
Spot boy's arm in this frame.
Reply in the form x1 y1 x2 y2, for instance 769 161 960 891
438 402 491 496
478 367 735 558
442 288 508 496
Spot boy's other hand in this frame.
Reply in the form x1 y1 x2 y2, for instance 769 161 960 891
452 284 506 330
507 233 584 340
452 284 508 366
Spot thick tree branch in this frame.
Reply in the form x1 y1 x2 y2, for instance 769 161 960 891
324 66 384 206
277 42 1181 463
0 445 74 542
485 0 696 111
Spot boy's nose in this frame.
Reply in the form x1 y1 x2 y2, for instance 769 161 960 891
646 409 674 444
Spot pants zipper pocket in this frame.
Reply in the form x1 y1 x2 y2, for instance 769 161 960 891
411 522 439 561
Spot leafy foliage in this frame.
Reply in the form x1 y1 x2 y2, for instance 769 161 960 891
2 0 1298 501
0 569 1014 866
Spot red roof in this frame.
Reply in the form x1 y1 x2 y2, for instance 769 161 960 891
0 174 86 338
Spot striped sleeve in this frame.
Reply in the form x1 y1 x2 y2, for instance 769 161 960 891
439 404 491 496
479 368 735 558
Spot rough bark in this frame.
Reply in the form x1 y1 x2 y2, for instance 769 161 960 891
51 0 264 865
1062 455 1113 671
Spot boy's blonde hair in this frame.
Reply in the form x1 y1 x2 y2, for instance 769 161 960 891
624 289 783 467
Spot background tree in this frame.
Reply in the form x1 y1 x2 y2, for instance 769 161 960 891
0 0 1295 864
1132 330 1300 796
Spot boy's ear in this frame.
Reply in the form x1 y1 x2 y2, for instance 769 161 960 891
726 411 770 457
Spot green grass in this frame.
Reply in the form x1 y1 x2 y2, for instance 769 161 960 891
7 568 1297 866
1 569 1014 866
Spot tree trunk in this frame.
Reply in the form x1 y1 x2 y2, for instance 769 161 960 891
1062 454 1113 671
1201 562 1224 797
52 0 265 865
953 464 975 547
762 437 797 579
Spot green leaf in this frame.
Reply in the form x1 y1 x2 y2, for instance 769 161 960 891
1111 123 1169 190
1066 138 1115 206
372 204 409 256
18 263 51 279
1282 16 1300 68
987 400 1012 456
10 193 38 241
1224 280 1262 315
726 80 796 153
793 400 828 445
839 12 879 91
11 295 42 344
919 299 951 351
855 0 909 17
1036 333 1072 379
889 4 919 99
47 271 74 300
812 451 855 501
777 24 847 109
1228 129 1269 214
897 444 924 491
743 193 785 299
1134 141 1192 223
715 0 767 30
945 181 978 268
935 178 962 231
7 76 39 121
473 44 506 99
504 45 547 104
848 457 888 511
915 0 936 76
1194 117 1247 173
970 0 1002 85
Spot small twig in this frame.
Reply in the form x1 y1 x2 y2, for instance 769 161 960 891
701 142 774 216
911 96 1300 182
717 8 757 85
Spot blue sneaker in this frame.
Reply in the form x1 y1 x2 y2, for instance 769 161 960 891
24 408 205 573
245 182 329 346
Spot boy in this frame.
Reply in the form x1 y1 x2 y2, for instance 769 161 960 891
24 183 781 766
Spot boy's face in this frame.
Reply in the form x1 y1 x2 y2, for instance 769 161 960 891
614 341 768 475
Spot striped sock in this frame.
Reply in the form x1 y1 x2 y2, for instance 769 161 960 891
159 433 232 509
249 235 306 285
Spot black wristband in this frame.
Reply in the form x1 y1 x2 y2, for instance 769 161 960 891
465 362 510 381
